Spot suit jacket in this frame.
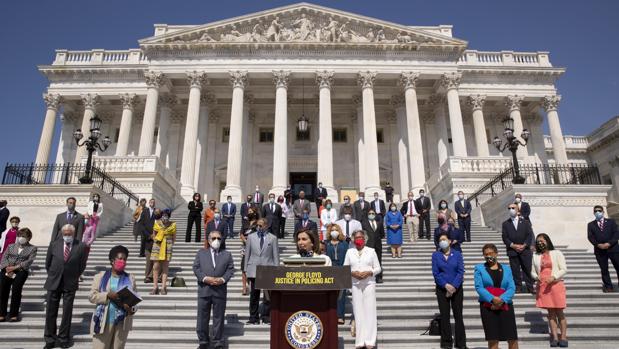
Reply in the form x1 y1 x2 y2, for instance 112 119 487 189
45 239 87 291
314 187 328 204
50 211 85 243
370 199 386 215
206 220 226 238
338 203 354 219
588 218 619 254
261 202 282 235
501 217 534 257
519 202 531 221
187 201 203 216
192 248 235 298
415 197 431 216
454 199 472 219
140 207 157 251
241 202 252 221
221 202 236 220
361 218 385 250
294 219 318 237
353 200 370 221
292 199 311 219
0 207 9 233
244 231 279 278
0 243 37 270
474 263 516 304
252 192 264 207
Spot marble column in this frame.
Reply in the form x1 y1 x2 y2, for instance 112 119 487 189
116 93 138 156
353 96 366 191
139 71 165 156
74 94 100 163
400 72 426 192
155 94 177 168
35 93 62 164
430 94 449 166
441 72 467 157
55 112 75 164
357 71 383 196
270 70 290 196
467 94 489 157
180 71 208 200
221 71 248 202
504 95 528 159
316 70 337 201
543 95 568 165
390 95 410 197
195 92 215 194
204 112 219 200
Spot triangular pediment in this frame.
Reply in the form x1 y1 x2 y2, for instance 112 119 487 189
139 2 467 51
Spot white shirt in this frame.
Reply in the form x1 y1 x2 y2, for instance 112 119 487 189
320 208 338 231
335 219 363 239
406 200 418 216
289 254 332 266
374 199 381 214
512 216 519 230
344 246 381 286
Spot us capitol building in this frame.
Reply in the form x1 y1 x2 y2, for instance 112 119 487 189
28 3 618 230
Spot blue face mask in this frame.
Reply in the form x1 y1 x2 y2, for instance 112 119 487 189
303 213 309 220
595 211 604 221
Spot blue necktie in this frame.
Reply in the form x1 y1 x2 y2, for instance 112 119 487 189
259 232 265 249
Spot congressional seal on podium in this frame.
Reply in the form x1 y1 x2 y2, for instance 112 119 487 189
285 310 324 349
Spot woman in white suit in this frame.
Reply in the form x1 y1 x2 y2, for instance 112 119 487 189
320 199 338 241
344 229 381 349
531 233 568 348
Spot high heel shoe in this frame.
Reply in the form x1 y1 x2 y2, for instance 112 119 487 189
149 288 159 295
160 288 167 295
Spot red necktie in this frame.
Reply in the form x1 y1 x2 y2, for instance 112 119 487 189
64 243 70 262
599 220 605 231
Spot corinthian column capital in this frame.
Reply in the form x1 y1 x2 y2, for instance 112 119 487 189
229 70 248 89
119 93 139 111
399 72 420 90
43 93 63 111
145 71 166 88
440 72 462 90
187 71 208 89
316 70 335 89
467 94 486 111
272 70 290 89
80 93 101 111
542 95 561 112
504 95 524 112
357 71 377 89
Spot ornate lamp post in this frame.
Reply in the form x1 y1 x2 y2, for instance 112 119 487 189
493 117 531 184
73 114 111 184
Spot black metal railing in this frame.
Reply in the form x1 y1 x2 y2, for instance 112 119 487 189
2 163 139 207
469 163 602 206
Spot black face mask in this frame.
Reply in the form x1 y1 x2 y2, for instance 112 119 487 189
299 249 313 258
536 241 547 251
485 256 497 264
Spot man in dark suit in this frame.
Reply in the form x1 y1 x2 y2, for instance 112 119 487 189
454 190 472 242
262 193 282 238
221 195 236 239
50 197 85 243
44 224 87 349
206 208 227 250
140 199 157 282
0 200 9 234
415 189 432 240
294 208 318 240
362 209 385 283
588 205 619 293
292 191 311 222
252 185 264 211
515 193 531 222
370 191 386 219
241 194 255 230
383 182 394 204
314 182 328 218
284 184 293 207
192 230 235 349
353 192 369 222
502 203 535 294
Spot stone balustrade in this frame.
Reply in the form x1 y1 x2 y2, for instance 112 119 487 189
92 155 178 189
458 50 552 67
426 156 513 194
544 135 589 150
52 49 148 66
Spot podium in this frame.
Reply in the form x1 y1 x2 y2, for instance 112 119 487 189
256 265 352 349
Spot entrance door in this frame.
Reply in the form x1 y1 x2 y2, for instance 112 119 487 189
289 172 317 201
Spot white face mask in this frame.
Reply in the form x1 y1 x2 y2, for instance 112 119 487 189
63 235 74 244
419 192 425 197
17 237 27 245
269 198 275 203
509 208 517 218
515 197 521 203
227 199 232 203
210 239 221 250
440 203 447 209
344 214 352 221
214 213 221 220
330 231 339 240
458 195 464 200
439 240 450 250
11 222 18 228
408 196 414 201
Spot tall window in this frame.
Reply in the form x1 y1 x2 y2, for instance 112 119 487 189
333 128 347 143
259 128 274 143
222 127 230 143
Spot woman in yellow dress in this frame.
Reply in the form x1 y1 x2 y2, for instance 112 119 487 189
150 208 176 295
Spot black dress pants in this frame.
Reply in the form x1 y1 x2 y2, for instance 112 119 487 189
595 251 619 289
458 217 471 241
508 249 534 291
196 295 227 347
419 214 431 238
186 213 202 242
44 286 76 346
248 278 270 322
436 286 466 348
278 217 286 238
0 269 29 317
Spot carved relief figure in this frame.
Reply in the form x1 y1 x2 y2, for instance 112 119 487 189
266 16 283 42
292 13 313 41
325 17 339 42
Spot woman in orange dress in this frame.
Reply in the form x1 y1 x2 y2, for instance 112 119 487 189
531 233 568 348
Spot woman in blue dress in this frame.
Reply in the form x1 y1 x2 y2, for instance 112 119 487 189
385 202 404 258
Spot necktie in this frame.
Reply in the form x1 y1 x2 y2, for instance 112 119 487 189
271 203 274 213
64 243 70 262
255 193 259 202
372 221 376 231
259 233 264 249
212 250 217 268
599 220 605 231
376 201 380 214
346 221 350 237
361 201 364 209
67 212 72 221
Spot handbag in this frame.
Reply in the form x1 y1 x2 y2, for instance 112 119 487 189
421 315 441 336
171 276 186 287
482 286 509 311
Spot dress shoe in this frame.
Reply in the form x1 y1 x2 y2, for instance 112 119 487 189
246 319 259 325
603 287 615 293
60 342 74 348
550 339 559 347
213 345 224 349
558 340 568 347
43 343 55 349
261 318 271 325
197 344 209 349
376 278 383 284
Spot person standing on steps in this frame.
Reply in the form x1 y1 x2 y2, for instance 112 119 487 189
252 185 264 211
361 209 384 283
139 200 157 283
370 192 386 220
277 195 288 239
434 214 464 253
587 205 619 293
50 197 85 243
221 195 236 239
0 200 9 237
501 203 535 294
240 195 254 231
293 190 311 223
314 182 328 219
454 191 472 242
385 203 403 258
400 191 419 242
383 182 394 204
353 192 369 222
320 199 338 241
261 193 282 239
335 206 362 245
150 209 176 295
294 208 318 241
131 199 146 242
415 189 432 240
186 193 203 242
325 224 349 323
339 195 354 220
514 193 531 223
203 200 217 232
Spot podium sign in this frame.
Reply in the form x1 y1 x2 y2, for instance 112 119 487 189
256 266 352 349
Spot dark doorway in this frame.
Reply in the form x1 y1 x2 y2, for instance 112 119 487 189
289 172 317 201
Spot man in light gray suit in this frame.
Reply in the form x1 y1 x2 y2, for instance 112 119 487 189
192 230 235 349
50 197 85 243
244 218 279 324
292 190 311 222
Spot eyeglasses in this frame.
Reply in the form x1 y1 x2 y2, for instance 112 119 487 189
210 237 222 241
594 210 603 213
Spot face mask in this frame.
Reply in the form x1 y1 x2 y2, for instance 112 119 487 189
595 211 604 220
269 198 275 203
368 214 376 221
63 235 74 244
439 240 449 250
359 197 364 201
161 215 170 223
11 222 18 228
67 204 76 211
536 241 547 250
299 249 312 257
210 239 221 250
84 218 89 225
214 213 221 220
344 214 352 221
247 198 252 203
303 213 309 220
318 184 322 188
419 192 425 197
227 199 232 203
515 198 521 203
330 231 340 240
458 195 464 200
485 255 497 264
354 238 365 248
255 188 260 192
509 208 517 218
374 196 379 200
17 237 27 245
408 196 413 201
390 206 397 212
326 204 332 210
113 259 126 272
440 203 447 209
344 199 350 204
93 196 100 203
